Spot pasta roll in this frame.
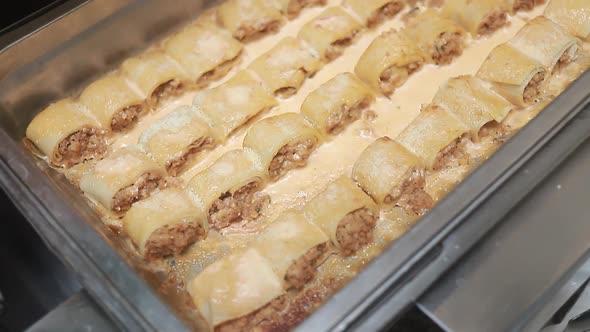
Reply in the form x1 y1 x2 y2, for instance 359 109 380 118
396 104 469 170
433 75 513 137
217 0 283 41
272 0 327 18
298 7 363 62
138 106 215 176
303 177 378 256
163 25 243 87
301 72 374 135
188 248 283 328
26 99 107 168
80 147 165 214
193 71 277 140
352 137 433 215
508 16 580 72
187 149 268 230
442 0 509 36
406 9 466 65
343 0 404 27
477 44 547 107
79 74 146 133
355 29 428 95
249 37 322 97
545 0 590 40
242 113 321 180
121 51 191 107
123 188 207 261
252 210 329 290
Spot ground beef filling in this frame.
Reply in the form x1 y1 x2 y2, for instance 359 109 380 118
512 0 541 12
166 137 215 176
327 98 370 134
432 32 464 65
336 208 377 256
144 222 205 261
112 172 162 213
235 20 281 41
269 138 317 180
380 62 421 95
325 33 359 61
432 135 470 171
216 296 287 332
111 104 143 132
523 71 545 104
386 169 434 216
151 79 184 106
478 11 507 35
556 46 578 71
478 120 509 140
208 182 269 229
56 128 107 167
197 57 240 87
284 243 328 290
367 1 404 27
287 0 326 17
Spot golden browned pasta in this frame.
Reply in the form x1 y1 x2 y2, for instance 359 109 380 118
545 0 590 40
303 177 379 256
26 99 107 168
79 147 165 214
217 0 283 41
355 29 428 95
442 0 509 36
301 72 374 135
249 37 322 97
186 149 268 230
298 7 363 62
163 25 243 87
242 113 321 180
343 0 405 27
123 188 207 261
138 106 215 176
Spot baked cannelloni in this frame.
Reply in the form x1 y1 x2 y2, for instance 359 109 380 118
249 37 322 97
303 177 379 256
343 0 404 27
301 72 374 135
242 113 321 180
163 24 243 87
187 149 268 230
406 9 466 65
352 137 433 215
477 43 547 107
138 106 215 176
509 16 580 72
396 104 469 171
121 50 191 108
252 210 329 290
26 99 107 168
123 188 207 261
442 0 509 36
544 0 590 40
298 7 363 62
192 70 278 141
79 74 146 133
79 147 165 214
355 29 428 95
272 0 326 18
217 0 283 41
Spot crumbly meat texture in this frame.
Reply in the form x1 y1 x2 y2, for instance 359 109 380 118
379 61 421 95
56 127 107 167
512 0 543 12
112 172 163 213
385 169 433 215
216 296 288 332
166 137 215 176
556 47 577 71
477 11 507 36
284 243 328 290
286 0 326 18
268 138 317 180
208 181 269 229
327 98 371 134
523 72 545 104
432 32 464 65
197 56 241 88
234 19 281 41
111 104 144 132
432 135 470 171
150 79 184 106
367 1 404 27
144 221 205 261
335 208 377 256
325 33 360 61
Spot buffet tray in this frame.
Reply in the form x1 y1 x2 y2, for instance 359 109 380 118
0 1 589 331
